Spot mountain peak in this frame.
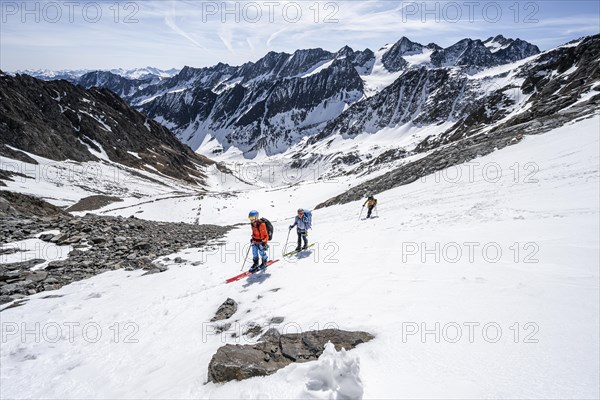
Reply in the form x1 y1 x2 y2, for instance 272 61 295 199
484 34 511 45
336 45 354 57
431 36 527 68
397 36 415 44
381 37 426 72
426 42 442 50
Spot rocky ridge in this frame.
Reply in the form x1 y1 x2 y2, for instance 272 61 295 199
0 72 213 185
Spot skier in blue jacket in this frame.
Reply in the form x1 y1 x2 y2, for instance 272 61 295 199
289 208 311 251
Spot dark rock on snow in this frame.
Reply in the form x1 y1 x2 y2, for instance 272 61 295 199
211 298 238 322
207 328 374 383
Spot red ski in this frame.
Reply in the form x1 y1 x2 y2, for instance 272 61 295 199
226 259 279 283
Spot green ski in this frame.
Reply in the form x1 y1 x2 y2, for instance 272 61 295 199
283 243 315 257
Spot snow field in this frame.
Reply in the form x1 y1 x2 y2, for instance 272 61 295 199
1 116 598 398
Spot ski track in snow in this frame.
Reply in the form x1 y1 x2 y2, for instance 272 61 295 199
0 117 599 399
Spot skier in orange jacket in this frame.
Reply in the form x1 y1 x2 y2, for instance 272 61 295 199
248 210 269 272
363 196 378 219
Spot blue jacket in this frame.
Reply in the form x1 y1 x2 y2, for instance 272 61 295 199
291 215 311 231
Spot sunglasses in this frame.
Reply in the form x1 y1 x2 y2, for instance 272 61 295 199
248 216 258 221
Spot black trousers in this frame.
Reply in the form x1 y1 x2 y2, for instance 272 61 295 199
366 206 375 218
297 229 308 249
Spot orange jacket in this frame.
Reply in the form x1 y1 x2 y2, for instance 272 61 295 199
363 198 377 207
251 220 269 244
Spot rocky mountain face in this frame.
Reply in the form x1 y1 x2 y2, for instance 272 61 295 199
308 67 474 144
315 35 600 208
134 48 370 156
381 37 439 72
78 71 158 98
302 35 597 155
0 72 212 184
420 34 600 151
430 35 540 69
483 34 541 60
57 36 538 156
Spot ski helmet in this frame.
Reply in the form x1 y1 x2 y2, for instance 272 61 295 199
297 208 304 213
248 210 259 221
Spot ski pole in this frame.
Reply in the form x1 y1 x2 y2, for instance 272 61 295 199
240 243 251 271
283 228 292 255
358 207 364 220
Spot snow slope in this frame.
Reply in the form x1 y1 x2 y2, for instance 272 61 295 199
0 148 205 209
1 116 598 399
361 45 405 97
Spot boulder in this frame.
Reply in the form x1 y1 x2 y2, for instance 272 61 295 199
208 341 288 383
22 271 48 282
211 298 238 321
50 233 68 243
280 329 374 362
133 242 150 250
207 328 374 383
3 259 46 270
39 233 55 241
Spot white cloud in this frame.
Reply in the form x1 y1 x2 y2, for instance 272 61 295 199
217 30 234 53
1 0 598 71
266 28 288 48
163 0 205 49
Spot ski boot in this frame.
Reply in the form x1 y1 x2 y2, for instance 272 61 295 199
258 258 268 271
249 258 259 273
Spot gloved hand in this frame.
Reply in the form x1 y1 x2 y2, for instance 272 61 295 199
289 225 293 230
263 243 269 250
250 238 254 244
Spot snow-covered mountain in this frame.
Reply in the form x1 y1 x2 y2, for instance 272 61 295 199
110 67 180 80
430 35 541 70
11 69 91 84
270 34 599 182
137 50 370 157
12 67 179 83
58 35 539 157
77 71 162 98
7 35 596 192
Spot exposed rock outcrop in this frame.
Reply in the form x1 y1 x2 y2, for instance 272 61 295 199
207 328 374 383
211 298 238 321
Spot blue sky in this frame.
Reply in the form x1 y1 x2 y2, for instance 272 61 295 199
1 0 598 71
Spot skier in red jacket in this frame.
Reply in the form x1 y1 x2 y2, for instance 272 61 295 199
248 210 268 272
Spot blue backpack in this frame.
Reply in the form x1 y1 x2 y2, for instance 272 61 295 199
303 210 313 229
